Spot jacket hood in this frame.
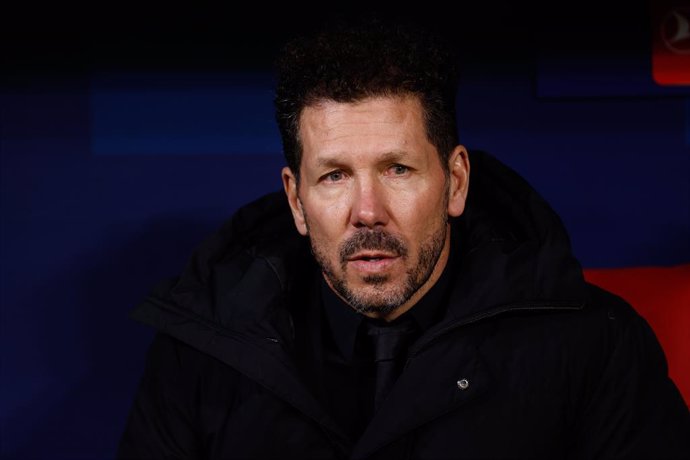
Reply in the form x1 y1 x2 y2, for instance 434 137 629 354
133 150 587 341
446 150 586 322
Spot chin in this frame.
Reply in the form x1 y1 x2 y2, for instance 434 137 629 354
352 299 401 317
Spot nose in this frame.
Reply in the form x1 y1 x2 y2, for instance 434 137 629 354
350 176 389 228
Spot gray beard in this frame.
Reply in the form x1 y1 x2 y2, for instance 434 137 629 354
310 223 447 316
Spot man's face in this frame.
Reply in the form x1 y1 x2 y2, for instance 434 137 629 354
282 95 469 320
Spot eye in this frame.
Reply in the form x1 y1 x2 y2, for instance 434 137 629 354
323 170 345 182
389 164 409 175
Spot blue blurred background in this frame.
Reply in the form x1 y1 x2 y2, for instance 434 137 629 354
2 1 688 458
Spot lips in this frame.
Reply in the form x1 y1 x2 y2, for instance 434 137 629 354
346 251 400 273
347 251 396 261
339 230 408 274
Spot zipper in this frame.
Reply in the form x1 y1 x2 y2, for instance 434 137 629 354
142 295 288 347
143 295 233 336
407 300 584 359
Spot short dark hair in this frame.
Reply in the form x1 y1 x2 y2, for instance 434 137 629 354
273 16 460 178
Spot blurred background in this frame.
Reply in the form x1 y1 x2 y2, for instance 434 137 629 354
2 0 688 458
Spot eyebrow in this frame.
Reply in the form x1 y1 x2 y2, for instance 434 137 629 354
315 150 410 168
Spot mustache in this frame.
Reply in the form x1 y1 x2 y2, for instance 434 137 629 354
339 229 408 263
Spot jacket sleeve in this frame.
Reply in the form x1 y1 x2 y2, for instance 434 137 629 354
117 332 204 460
569 291 690 459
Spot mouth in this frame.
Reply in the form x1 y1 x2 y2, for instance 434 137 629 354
346 252 400 273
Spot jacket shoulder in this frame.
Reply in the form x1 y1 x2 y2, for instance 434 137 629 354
118 332 254 459
566 282 690 458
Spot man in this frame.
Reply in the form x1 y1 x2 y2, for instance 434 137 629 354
117 16 690 459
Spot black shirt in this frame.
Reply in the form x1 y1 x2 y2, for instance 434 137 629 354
317 258 454 440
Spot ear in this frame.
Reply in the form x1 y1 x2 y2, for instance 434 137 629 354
282 166 308 236
446 145 470 217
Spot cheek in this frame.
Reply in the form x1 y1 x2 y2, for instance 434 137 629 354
304 196 350 231
304 209 343 250
397 188 446 226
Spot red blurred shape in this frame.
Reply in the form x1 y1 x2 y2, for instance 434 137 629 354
584 264 690 407
652 1 690 85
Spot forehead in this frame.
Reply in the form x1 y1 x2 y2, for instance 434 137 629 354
298 96 430 163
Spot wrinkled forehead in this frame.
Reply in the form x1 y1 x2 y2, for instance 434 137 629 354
299 97 427 155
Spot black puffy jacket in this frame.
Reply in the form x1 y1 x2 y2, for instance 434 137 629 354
118 151 690 459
